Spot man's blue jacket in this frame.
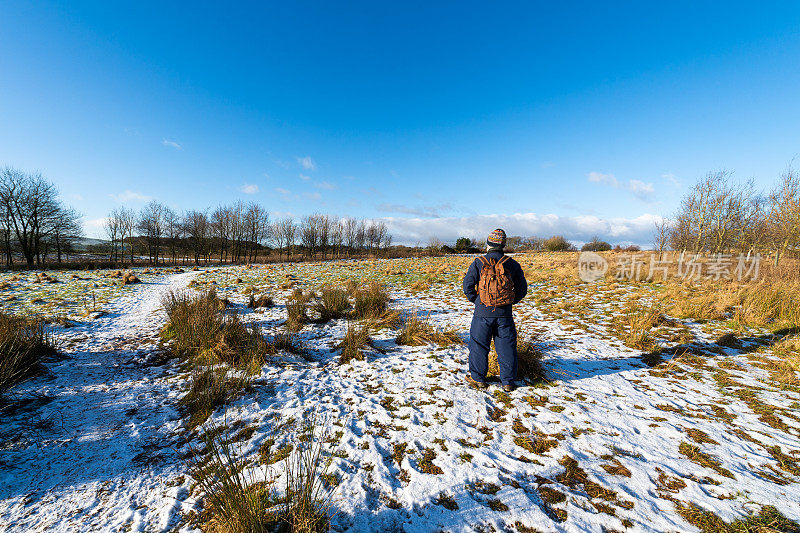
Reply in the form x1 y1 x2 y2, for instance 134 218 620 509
462 250 528 317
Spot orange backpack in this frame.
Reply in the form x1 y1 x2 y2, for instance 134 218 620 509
478 255 515 307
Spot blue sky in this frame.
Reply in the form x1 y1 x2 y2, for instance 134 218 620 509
1 2 799 245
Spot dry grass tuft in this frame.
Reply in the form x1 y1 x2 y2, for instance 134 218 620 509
188 418 335 533
610 301 662 351
247 294 274 309
674 502 799 533
351 283 390 320
0 314 58 396
487 337 547 383
313 287 351 322
337 323 374 364
395 313 463 347
180 366 251 429
678 442 734 479
162 289 225 359
285 290 313 332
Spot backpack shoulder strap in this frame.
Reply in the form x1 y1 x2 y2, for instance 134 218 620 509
497 255 509 266
478 256 490 267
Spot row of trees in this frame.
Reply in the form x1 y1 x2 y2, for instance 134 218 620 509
104 202 393 265
0 168 83 266
657 169 800 263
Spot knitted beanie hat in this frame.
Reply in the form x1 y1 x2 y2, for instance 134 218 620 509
486 228 507 248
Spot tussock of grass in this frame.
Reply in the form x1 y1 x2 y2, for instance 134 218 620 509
285 290 312 332
351 283 390 320
247 294 274 309
189 418 335 533
487 337 546 383
211 315 271 368
313 287 351 322
181 366 251 429
337 323 373 364
0 313 58 396
162 289 225 358
395 313 463 347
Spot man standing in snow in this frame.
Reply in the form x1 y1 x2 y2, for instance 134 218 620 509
462 229 528 392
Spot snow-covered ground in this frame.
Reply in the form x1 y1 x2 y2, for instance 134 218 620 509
1 259 799 532
0 271 198 532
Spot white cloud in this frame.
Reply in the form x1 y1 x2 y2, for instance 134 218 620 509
379 212 663 247
110 190 152 203
240 184 259 194
275 187 291 195
162 139 182 150
541 161 556 168
297 156 316 171
378 203 452 218
303 192 322 201
299 173 311 181
661 173 681 187
314 181 337 190
587 171 654 201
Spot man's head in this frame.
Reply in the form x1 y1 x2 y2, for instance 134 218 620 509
486 228 507 251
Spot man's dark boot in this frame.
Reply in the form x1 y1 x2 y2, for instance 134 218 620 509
502 383 516 392
466 375 488 389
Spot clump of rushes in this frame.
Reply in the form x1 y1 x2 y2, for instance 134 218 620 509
162 289 225 359
337 323 374 364
285 290 312 332
188 418 338 533
313 287 351 322
268 332 305 356
282 418 337 532
187 424 275 533
181 366 251 429
211 314 271 368
248 294 274 309
0 314 58 396
351 282 390 320
395 313 463 347
488 337 547 383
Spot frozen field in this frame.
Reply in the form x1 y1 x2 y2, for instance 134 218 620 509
1 256 799 532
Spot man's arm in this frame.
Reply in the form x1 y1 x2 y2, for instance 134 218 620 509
463 260 480 303
512 261 528 304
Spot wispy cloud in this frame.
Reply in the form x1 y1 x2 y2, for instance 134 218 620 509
297 156 316 171
303 191 322 201
314 180 337 190
240 184 259 194
377 203 452 218
274 187 291 195
661 173 681 187
299 173 311 181
380 212 662 247
541 161 556 168
110 190 152 203
162 139 183 150
587 171 654 201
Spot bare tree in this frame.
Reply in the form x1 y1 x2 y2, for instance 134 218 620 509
0 167 78 266
119 206 136 265
105 210 121 261
653 218 670 255
184 210 210 264
768 169 800 265
344 218 358 256
300 214 322 259
138 200 166 264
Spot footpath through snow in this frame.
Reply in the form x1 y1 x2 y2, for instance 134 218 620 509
0 271 197 532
